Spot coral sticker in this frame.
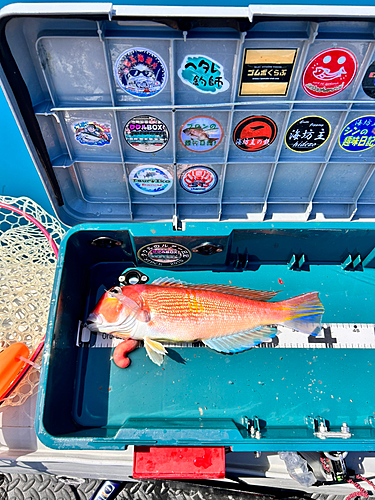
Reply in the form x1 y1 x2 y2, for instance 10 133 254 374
72 121 112 146
302 48 357 98
179 116 223 153
362 61 375 99
114 48 167 98
233 116 277 152
178 55 229 94
129 165 173 195
180 166 218 194
124 116 169 153
338 116 375 152
285 116 331 153
137 242 191 267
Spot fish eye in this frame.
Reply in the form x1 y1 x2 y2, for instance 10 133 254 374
109 286 122 294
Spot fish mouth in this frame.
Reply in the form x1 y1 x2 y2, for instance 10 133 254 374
86 312 103 331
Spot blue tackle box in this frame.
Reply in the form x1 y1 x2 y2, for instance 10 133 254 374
3 2 375 452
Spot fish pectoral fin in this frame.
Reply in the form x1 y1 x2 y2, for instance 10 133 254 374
144 337 167 366
136 308 151 323
202 326 277 354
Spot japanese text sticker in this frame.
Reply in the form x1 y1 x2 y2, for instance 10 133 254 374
302 48 357 98
285 116 331 153
72 121 112 147
137 242 191 267
129 165 173 195
180 166 218 194
233 116 277 152
239 49 297 96
178 55 229 94
179 116 223 153
124 116 169 153
362 61 375 99
114 48 168 98
338 116 375 153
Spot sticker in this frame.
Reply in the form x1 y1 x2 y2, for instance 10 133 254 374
129 165 173 195
72 121 112 146
114 48 167 98
178 55 229 94
302 48 357 98
233 116 277 152
338 116 375 152
239 49 297 96
362 61 375 99
124 116 169 153
179 116 223 152
137 242 191 267
180 166 218 194
285 116 331 153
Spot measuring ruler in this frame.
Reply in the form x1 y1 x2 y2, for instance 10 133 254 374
77 323 375 349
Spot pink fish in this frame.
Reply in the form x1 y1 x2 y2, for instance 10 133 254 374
86 278 324 365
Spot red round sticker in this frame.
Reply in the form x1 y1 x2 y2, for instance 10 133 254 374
302 48 357 98
233 116 277 152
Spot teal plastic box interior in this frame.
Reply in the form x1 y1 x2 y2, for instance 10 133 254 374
2 4 375 450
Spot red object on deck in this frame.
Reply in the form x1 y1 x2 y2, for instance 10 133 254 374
133 446 225 479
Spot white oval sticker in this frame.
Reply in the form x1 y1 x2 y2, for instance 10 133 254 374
129 165 173 195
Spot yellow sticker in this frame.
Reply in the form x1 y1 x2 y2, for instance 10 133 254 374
239 48 297 97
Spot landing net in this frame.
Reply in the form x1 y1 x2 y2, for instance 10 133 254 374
0 196 65 407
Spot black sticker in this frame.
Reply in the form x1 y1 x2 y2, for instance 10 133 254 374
362 61 375 99
285 116 331 153
239 49 297 97
233 116 277 152
137 242 191 267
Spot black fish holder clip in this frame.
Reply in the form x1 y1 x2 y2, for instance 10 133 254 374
118 269 150 286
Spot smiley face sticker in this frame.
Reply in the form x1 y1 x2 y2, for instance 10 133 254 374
302 48 357 98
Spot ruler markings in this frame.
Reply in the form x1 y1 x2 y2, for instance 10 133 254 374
79 323 375 349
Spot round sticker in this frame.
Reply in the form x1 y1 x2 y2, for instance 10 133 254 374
338 115 375 153
129 165 173 195
362 61 375 99
137 242 191 267
179 116 223 153
285 116 331 153
233 116 277 152
114 48 168 98
302 48 357 98
124 116 169 153
180 166 218 194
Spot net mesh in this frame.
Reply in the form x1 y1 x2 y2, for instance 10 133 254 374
0 196 65 407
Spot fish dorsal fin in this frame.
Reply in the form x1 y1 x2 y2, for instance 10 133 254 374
152 277 188 286
203 326 277 354
151 277 279 302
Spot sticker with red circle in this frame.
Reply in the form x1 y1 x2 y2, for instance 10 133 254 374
233 116 277 152
179 166 218 194
302 48 357 98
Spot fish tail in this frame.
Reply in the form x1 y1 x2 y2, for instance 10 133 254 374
280 292 324 336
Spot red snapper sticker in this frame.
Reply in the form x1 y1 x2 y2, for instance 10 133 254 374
302 48 357 98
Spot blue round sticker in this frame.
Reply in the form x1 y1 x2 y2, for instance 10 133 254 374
129 165 173 195
339 116 375 152
114 48 168 98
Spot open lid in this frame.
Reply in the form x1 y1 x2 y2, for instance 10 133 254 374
2 3 375 226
